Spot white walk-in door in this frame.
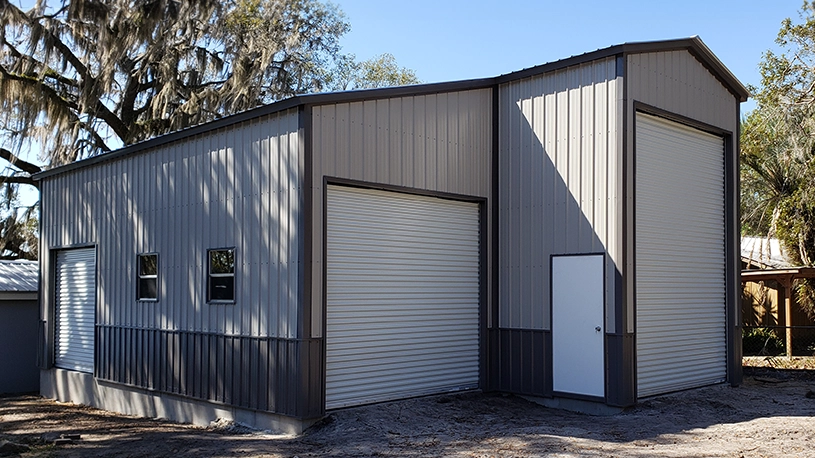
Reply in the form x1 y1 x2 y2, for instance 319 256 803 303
635 113 726 397
54 248 97 373
552 254 605 398
325 185 481 409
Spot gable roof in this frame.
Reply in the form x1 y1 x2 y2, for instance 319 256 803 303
496 36 748 102
0 260 38 292
34 36 748 181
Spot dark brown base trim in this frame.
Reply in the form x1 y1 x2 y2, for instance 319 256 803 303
95 325 323 418
490 328 551 396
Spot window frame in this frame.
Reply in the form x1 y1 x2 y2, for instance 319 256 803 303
136 252 159 302
207 247 236 304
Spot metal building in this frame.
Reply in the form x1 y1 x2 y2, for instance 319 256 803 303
0 260 39 394
35 37 748 432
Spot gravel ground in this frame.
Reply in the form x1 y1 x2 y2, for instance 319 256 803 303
1 362 814 457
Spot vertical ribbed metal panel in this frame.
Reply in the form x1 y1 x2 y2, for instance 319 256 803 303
54 248 96 373
40 109 302 339
39 109 307 415
498 57 620 331
310 89 493 338
627 51 737 131
635 113 726 397
325 186 480 409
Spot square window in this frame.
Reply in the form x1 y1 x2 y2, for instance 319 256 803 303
208 248 235 302
137 253 158 301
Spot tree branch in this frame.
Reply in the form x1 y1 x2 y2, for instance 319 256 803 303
0 63 77 105
5 4 130 142
91 99 130 142
1 38 80 89
6 3 92 84
0 175 37 187
0 64 129 146
0 148 41 174
77 122 110 153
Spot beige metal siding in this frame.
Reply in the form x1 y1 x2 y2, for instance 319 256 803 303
635 113 726 397
40 109 302 338
498 57 621 331
310 89 493 338
55 248 96 373
325 186 480 408
627 51 737 131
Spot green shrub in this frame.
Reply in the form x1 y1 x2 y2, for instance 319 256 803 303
742 327 785 356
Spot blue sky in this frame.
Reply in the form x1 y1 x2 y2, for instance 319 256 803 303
334 0 802 113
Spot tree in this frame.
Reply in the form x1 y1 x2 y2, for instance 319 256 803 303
0 0 419 259
0 0 349 172
742 1 815 316
325 52 420 91
0 184 36 259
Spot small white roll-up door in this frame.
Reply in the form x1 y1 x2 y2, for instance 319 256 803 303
635 113 726 397
55 248 96 373
326 185 480 409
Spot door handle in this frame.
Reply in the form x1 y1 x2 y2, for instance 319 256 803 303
595 326 602 332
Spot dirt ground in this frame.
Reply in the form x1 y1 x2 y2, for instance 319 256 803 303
2 360 814 457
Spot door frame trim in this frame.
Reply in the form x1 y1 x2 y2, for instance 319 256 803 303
550 252 607 401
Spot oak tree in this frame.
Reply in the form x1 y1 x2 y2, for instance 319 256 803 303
0 0 419 259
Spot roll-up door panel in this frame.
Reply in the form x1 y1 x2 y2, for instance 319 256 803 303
55 248 96 373
635 113 726 397
326 186 480 409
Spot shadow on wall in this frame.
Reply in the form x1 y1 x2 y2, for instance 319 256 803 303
49 110 314 417
742 281 779 327
494 60 620 398
742 280 815 328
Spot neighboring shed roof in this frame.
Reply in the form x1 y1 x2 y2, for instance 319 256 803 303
0 260 38 292
33 36 749 182
741 236 793 270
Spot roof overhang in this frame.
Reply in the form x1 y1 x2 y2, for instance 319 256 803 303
741 267 815 283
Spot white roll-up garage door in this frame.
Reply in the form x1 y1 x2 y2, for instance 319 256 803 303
326 185 480 409
55 248 96 373
635 113 726 397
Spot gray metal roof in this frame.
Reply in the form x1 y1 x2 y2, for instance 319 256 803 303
33 36 749 181
741 236 792 269
0 260 39 292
